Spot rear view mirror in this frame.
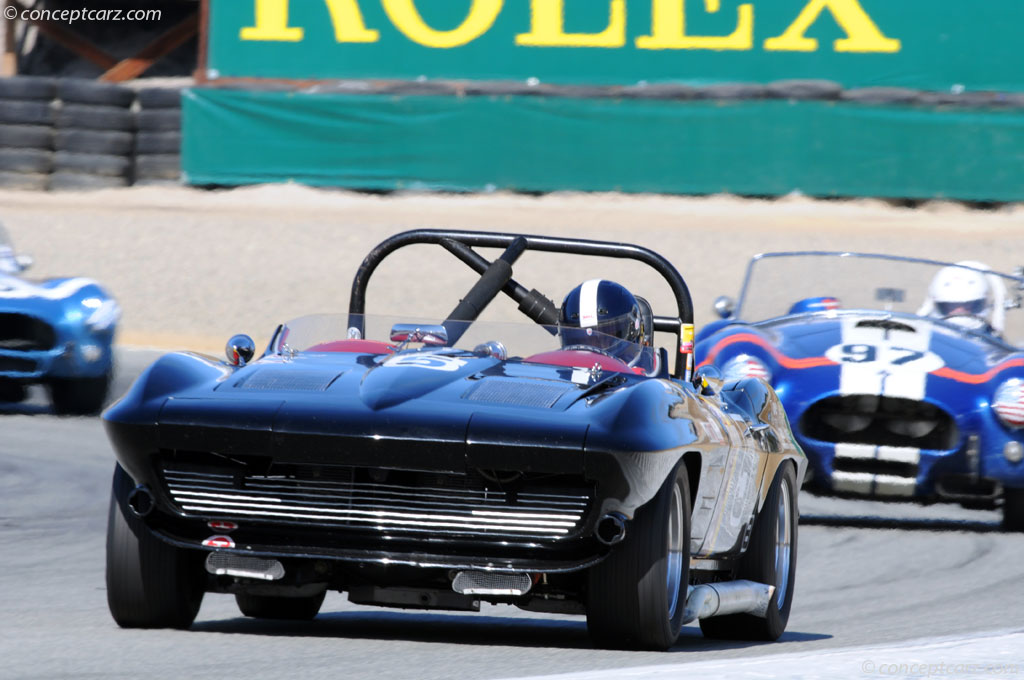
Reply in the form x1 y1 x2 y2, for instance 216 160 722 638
389 324 449 347
713 296 735 319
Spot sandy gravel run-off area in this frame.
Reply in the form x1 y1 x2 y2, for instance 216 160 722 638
2 185 1023 354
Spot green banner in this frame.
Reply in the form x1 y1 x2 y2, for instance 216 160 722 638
207 1 1023 92
182 88 1024 201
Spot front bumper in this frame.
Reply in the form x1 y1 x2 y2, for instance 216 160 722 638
801 433 1024 503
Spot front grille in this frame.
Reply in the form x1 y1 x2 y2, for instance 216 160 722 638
0 313 55 351
801 395 958 450
161 463 592 540
0 355 37 372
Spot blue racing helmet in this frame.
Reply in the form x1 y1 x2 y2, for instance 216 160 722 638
559 279 645 364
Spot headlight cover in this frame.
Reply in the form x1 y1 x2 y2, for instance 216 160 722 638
993 378 1024 429
720 354 772 383
82 297 120 332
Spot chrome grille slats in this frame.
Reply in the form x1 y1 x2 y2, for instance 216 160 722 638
163 471 588 509
161 465 591 539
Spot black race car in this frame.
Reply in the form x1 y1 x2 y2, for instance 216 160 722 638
103 230 805 650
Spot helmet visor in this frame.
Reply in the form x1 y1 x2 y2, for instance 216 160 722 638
935 299 987 317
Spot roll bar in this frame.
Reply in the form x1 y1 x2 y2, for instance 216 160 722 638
348 230 695 378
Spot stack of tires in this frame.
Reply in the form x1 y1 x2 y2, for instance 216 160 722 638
134 88 182 185
0 77 56 191
52 79 135 190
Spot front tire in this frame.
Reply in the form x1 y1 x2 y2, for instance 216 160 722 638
700 462 798 641
50 372 110 415
586 463 691 651
106 464 205 628
1003 487 1024 532
236 592 325 620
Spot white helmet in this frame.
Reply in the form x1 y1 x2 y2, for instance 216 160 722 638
920 261 1003 333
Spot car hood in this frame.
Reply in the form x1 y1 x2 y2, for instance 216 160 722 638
764 314 1015 374
104 346 700 462
0 274 100 317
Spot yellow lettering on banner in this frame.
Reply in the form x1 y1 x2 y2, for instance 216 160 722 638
240 0 304 41
764 0 900 53
516 0 626 48
325 0 379 43
382 0 503 48
637 0 753 51
241 0 379 43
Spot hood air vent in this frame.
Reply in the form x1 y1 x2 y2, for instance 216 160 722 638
464 378 570 408
234 368 340 392
855 319 917 333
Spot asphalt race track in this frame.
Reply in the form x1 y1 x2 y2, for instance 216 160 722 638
2 348 1023 680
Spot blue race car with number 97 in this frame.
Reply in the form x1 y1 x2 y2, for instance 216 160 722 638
695 252 1024 530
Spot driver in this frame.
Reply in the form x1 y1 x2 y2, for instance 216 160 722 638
918 260 1005 335
558 279 654 372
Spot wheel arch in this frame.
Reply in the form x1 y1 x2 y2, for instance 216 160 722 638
682 450 702 512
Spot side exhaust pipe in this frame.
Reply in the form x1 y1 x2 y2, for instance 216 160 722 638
682 580 775 624
595 513 627 546
127 485 154 518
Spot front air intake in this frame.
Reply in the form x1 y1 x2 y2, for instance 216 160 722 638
0 313 55 351
160 462 592 541
801 395 958 451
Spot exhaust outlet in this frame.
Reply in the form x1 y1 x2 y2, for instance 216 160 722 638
127 485 154 518
682 580 775 624
596 513 627 546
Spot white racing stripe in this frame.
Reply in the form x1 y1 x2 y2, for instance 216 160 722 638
495 629 1024 680
578 278 602 328
834 317 938 401
0 274 95 300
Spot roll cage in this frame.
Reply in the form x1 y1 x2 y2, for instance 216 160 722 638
347 229 695 379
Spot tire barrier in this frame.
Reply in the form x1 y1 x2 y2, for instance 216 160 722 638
52 79 135 190
0 77 184 191
1 74 1024 193
133 87 181 185
0 76 55 191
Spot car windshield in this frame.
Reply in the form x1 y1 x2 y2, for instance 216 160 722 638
277 313 660 370
735 253 1024 344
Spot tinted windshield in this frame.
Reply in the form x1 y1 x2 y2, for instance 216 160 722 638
736 253 1024 344
277 313 660 371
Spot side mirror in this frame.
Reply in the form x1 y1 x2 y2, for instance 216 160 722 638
473 340 507 360
15 254 32 272
693 364 722 394
226 334 255 366
713 296 735 319
695 364 723 381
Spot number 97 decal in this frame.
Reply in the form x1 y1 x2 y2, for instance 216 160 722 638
825 343 944 371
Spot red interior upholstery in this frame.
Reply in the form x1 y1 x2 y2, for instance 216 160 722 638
523 349 633 373
308 339 395 354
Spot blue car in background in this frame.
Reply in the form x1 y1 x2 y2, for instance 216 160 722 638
0 224 119 414
696 252 1024 531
